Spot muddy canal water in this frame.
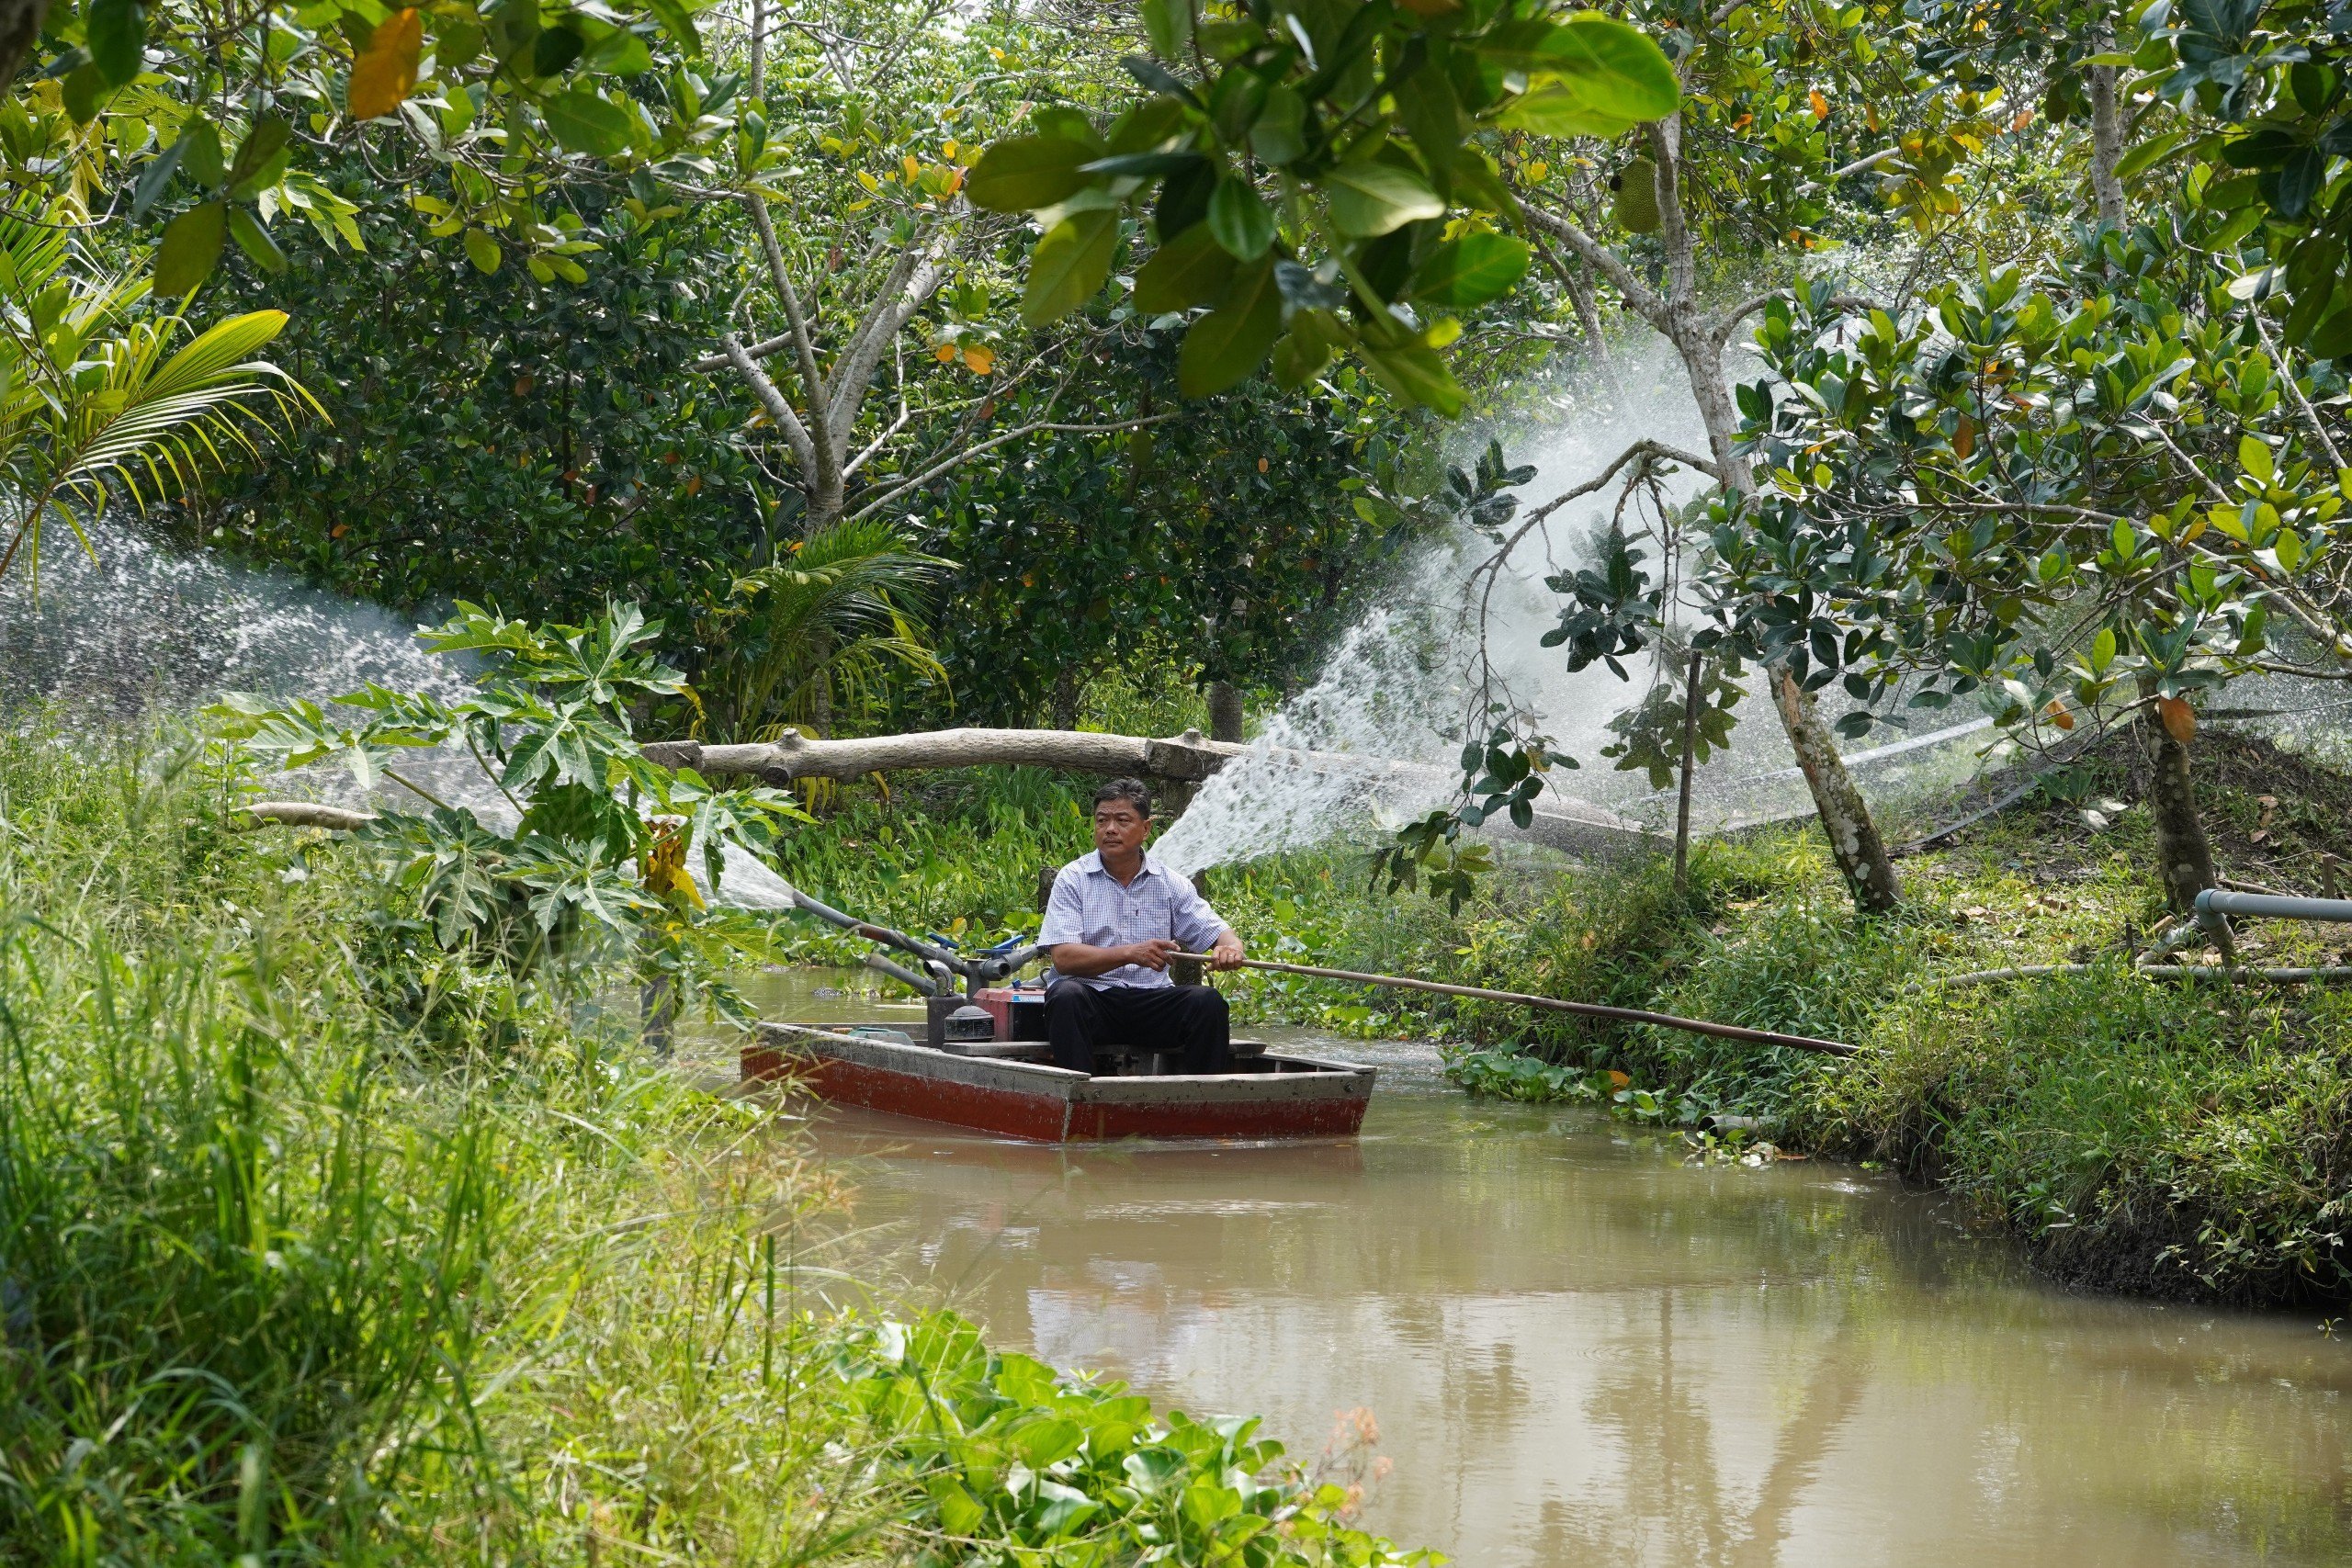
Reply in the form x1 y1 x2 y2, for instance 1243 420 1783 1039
723 972 2352 1566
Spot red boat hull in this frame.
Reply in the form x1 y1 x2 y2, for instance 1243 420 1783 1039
743 1022 1374 1143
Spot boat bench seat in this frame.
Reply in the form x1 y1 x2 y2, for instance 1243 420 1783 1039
943 1039 1056 1060
939 1038 1270 1067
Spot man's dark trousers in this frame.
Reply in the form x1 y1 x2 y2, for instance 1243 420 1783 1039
1045 980 1230 1074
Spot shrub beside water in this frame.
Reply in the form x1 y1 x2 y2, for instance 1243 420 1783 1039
1218 734 2352 1308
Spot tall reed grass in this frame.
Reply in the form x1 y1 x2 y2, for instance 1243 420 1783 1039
0 719 1430 1562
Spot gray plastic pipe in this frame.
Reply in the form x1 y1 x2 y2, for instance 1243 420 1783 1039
2194 889 2352 924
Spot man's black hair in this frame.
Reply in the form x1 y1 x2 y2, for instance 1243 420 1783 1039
1092 777 1153 818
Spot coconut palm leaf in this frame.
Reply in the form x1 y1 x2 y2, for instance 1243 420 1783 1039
0 198 319 587
714 516 955 737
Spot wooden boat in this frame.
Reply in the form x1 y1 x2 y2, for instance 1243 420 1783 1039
742 1022 1376 1143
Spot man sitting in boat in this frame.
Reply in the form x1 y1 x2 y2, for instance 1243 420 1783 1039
1037 777 1246 1074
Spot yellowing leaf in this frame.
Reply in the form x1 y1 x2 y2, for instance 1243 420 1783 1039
2156 696 2196 746
933 343 956 363
962 343 995 374
349 9 424 121
902 153 921 182
1808 87 1829 121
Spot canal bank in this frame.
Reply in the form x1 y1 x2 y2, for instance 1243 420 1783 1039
737 973 2352 1568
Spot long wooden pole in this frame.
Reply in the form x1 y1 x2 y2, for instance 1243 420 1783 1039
1182 954 1858 1056
1674 648 1703 895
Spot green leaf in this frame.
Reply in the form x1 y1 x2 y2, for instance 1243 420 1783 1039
228 116 291 189
1133 222 1235 312
62 62 109 124
532 23 584 77
1206 178 1274 259
1014 1416 1087 1467
153 200 228 297
1483 15 1678 117
1271 312 1339 387
643 0 702 55
1250 85 1306 166
180 118 225 186
86 0 147 87
1142 0 1193 58
1409 232 1528 307
967 135 1096 212
1177 255 1281 395
541 89 634 157
2310 306 2352 360
1356 334 1464 415
132 135 188 220
227 208 288 274
2114 130 2188 182
463 227 502 274
1022 208 1120 325
1496 84 1635 138
1325 160 1443 238
2239 433 2275 484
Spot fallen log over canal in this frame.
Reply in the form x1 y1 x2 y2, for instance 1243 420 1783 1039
638 728 1655 859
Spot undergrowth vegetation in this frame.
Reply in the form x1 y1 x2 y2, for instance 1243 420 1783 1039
0 719 1427 1563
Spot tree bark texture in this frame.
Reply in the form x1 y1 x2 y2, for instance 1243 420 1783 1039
1773 671 1902 912
0 0 49 92
2088 62 2127 228
2142 700 2219 916
1206 680 1244 743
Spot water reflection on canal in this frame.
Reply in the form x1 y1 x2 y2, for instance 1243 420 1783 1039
723 970 2352 1567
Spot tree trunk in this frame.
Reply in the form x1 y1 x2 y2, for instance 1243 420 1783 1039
1772 670 1901 912
0 0 51 92
1669 319 1904 913
2142 687 2219 916
1206 680 1244 743
2087 20 2127 228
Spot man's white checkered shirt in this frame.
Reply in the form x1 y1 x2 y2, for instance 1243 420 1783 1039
1038 849 1230 989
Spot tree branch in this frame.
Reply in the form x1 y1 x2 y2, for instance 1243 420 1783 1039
721 333 819 479
1517 203 1665 327
844 412 1177 523
740 192 842 493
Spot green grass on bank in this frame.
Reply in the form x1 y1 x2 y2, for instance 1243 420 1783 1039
0 722 1430 1564
776 735 2352 1310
